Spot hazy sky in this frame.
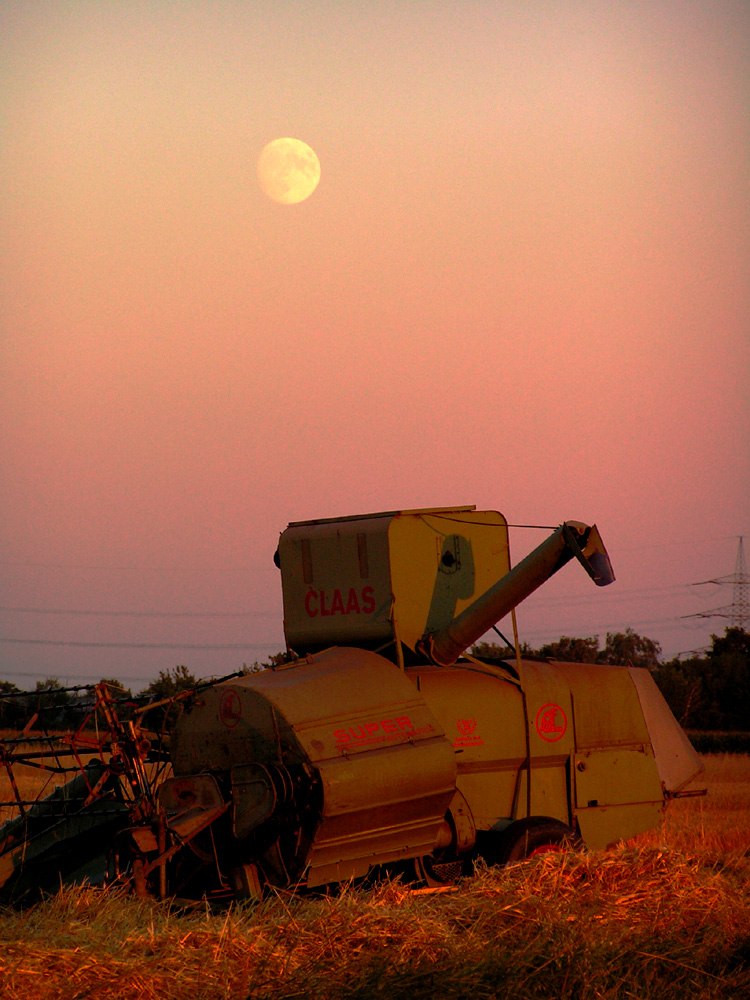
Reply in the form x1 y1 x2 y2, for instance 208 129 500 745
2 1 748 691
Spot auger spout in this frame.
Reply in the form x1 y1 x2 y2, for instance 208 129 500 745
421 521 615 667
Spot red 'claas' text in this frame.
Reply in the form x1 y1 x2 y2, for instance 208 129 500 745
304 586 375 617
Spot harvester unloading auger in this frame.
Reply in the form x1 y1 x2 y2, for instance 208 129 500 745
0 507 705 903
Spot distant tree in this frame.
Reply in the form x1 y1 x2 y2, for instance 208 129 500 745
139 666 197 731
99 677 133 699
263 651 293 668
709 626 750 660
653 628 749 731
473 632 664 667
598 629 662 669
0 681 20 695
471 641 515 660
241 652 291 673
32 677 75 727
470 640 545 661
91 677 136 727
538 635 600 663
139 665 197 702
652 658 705 729
703 627 750 731
34 677 69 704
0 680 23 728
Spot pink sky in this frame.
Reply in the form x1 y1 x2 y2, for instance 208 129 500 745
1 1 748 690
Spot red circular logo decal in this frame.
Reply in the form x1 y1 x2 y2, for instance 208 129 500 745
219 689 242 729
535 703 567 742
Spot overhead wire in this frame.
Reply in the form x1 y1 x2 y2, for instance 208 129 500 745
0 637 278 649
0 607 275 618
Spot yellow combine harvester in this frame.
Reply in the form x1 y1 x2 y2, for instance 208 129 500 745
0 506 705 901
155 507 705 897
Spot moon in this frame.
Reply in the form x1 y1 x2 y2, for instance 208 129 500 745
257 138 321 205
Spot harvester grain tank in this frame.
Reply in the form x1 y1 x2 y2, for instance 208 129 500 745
155 506 704 896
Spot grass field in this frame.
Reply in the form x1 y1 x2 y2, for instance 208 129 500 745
0 755 748 1000
629 752 750 857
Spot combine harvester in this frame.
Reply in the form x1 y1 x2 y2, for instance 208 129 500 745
0 506 705 902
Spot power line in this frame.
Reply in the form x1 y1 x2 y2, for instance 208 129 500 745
0 583 693 619
0 637 278 650
0 606 275 618
685 536 749 629
0 559 274 573
520 582 695 610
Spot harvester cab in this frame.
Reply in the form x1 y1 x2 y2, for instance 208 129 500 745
275 506 613 667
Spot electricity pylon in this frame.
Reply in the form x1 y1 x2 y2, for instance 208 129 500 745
687 536 749 629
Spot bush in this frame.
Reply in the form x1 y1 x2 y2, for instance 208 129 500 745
686 731 750 755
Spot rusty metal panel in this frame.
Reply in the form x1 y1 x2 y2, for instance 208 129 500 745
278 514 395 654
158 774 224 813
158 774 228 844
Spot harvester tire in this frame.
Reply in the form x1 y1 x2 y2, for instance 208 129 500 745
494 817 583 865
413 854 472 888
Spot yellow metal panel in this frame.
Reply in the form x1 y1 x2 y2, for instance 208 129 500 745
277 506 508 657
554 662 651 748
411 664 524 760
455 771 518 831
574 746 663 808
514 661 576 760
527 762 571 822
573 744 664 850
174 648 458 888
576 802 664 851
627 667 705 795
306 737 456 885
389 510 509 652
410 663 525 828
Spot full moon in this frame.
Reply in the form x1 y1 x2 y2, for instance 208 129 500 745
257 137 321 205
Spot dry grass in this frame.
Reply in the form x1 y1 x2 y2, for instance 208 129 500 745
629 753 750 858
0 763 72 825
0 737 167 824
0 755 748 1000
1 850 747 1000
0 733 103 824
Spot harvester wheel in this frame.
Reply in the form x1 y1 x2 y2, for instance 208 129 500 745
494 817 583 866
413 854 471 888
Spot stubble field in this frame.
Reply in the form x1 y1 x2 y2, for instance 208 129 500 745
0 754 748 1000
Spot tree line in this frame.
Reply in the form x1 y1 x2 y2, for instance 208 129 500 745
2 630 748 733
473 626 750 732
